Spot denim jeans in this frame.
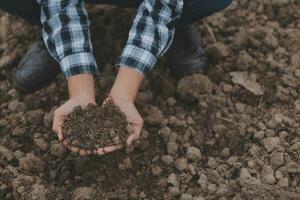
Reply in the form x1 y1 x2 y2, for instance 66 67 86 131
0 0 232 26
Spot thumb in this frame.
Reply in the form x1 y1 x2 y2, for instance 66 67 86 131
52 111 65 141
127 134 138 146
126 123 142 146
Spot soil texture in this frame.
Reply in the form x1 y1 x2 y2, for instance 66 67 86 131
0 1 300 200
63 102 129 150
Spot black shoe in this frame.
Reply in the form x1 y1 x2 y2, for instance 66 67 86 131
14 41 61 94
166 24 208 77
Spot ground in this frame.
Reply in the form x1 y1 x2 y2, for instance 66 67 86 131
0 0 300 199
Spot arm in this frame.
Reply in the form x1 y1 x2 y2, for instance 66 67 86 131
81 0 183 156
110 67 144 103
94 67 144 155
117 0 184 75
40 0 99 78
93 0 184 155
41 0 98 153
52 74 96 144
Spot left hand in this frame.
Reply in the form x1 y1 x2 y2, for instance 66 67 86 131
93 95 144 155
93 66 144 155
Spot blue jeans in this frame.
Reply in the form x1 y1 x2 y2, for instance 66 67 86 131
0 0 233 25
99 0 233 25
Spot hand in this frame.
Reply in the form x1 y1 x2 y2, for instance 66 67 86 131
93 95 144 155
92 67 144 156
52 74 96 156
52 97 96 155
53 68 144 156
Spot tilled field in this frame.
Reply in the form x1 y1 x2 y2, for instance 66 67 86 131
0 0 300 199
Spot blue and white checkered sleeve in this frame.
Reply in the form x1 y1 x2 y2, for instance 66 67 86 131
40 0 99 79
117 0 183 76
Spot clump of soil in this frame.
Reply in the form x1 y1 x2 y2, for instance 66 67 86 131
234 182 300 200
1 1 300 199
62 101 130 150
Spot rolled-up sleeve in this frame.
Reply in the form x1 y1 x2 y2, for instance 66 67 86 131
117 0 184 76
40 0 99 78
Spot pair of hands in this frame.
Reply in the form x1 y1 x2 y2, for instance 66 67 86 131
52 67 144 156
52 96 143 156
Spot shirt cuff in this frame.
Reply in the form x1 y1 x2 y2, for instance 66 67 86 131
116 44 157 76
59 52 99 79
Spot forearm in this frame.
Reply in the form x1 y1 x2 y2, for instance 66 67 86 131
117 0 183 75
68 74 96 103
41 0 99 78
110 66 144 103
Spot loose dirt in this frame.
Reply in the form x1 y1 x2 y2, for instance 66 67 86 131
0 1 300 200
62 102 129 150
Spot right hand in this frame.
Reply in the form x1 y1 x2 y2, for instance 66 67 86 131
52 97 96 156
53 74 96 156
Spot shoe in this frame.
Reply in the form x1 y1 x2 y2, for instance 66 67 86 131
166 24 208 77
14 41 61 94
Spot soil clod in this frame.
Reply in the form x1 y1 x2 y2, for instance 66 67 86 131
62 101 130 150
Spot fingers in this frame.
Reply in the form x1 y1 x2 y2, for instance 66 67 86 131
79 149 87 156
63 140 92 156
95 144 123 156
64 140 79 153
63 139 116 157
52 110 64 141
127 134 139 146
127 120 143 146
78 149 92 156
65 144 123 156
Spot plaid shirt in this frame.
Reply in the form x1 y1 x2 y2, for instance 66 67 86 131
40 0 183 78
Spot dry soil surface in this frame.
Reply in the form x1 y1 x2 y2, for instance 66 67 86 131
0 0 300 199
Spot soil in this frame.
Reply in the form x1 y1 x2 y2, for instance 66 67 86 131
62 102 129 150
0 1 300 200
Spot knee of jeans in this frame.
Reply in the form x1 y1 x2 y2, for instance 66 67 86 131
217 0 234 11
223 0 233 9
178 0 234 25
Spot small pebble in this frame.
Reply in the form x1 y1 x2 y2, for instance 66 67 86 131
19 154 45 173
152 166 162 176
186 147 202 162
161 155 174 166
262 137 281 152
112 136 120 145
261 165 276 184
34 138 49 151
50 143 66 158
167 142 179 156
174 158 188 171
198 174 208 189
169 187 181 197
180 193 193 200
286 161 300 173
220 148 230 158
207 157 218 169
270 152 284 169
167 173 179 187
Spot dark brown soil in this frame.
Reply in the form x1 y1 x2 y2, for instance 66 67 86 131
63 102 129 150
0 1 300 200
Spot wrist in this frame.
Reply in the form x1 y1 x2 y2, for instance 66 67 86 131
109 66 144 103
67 74 96 102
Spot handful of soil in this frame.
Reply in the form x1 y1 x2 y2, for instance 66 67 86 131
62 101 130 150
